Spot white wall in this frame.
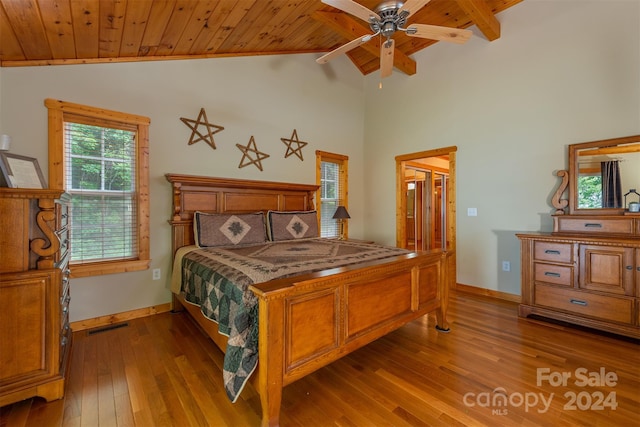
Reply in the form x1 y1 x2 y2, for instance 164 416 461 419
363 0 640 295
0 55 365 322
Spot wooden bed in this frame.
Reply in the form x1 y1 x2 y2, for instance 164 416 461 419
166 173 449 427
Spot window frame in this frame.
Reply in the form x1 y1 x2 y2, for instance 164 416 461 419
46 99 150 278
315 150 349 239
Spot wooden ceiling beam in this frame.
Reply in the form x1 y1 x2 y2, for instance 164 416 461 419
312 11 416 76
454 0 501 41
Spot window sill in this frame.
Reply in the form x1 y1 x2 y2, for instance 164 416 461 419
70 259 150 278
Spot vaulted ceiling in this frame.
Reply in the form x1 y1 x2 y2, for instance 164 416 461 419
0 0 523 75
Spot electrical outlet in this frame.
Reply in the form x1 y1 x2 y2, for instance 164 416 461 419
152 268 161 280
502 261 511 272
467 207 478 216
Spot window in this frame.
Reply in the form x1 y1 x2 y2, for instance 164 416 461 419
315 151 348 238
46 99 150 278
578 175 602 208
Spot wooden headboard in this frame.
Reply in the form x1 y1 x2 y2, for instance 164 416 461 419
166 174 319 254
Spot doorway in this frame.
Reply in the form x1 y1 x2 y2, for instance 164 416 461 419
405 166 448 251
396 147 456 289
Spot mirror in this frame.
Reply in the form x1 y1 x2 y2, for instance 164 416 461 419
568 135 640 215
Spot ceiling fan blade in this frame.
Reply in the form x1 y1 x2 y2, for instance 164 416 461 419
406 24 472 44
398 0 432 19
321 0 380 22
380 39 395 78
316 34 374 64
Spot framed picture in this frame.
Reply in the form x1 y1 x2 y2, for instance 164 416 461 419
0 153 47 189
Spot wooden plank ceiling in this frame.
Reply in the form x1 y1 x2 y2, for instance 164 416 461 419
0 0 523 75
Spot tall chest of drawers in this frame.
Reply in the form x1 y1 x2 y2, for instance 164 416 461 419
0 188 72 406
517 215 640 339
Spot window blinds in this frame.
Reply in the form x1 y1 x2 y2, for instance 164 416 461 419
64 120 138 263
320 161 341 237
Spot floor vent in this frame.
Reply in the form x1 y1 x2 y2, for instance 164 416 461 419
87 322 129 335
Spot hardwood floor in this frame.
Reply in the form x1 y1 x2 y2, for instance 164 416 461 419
1 292 639 426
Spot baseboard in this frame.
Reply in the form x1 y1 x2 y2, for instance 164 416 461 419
69 288 518 332
70 303 172 332
455 283 521 303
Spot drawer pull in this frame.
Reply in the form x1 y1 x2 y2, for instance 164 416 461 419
584 223 602 228
544 250 561 255
544 272 561 278
570 299 588 306
625 265 633 270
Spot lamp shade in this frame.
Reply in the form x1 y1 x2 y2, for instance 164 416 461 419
332 206 350 219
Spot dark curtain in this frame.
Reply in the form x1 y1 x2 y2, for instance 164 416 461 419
601 160 622 208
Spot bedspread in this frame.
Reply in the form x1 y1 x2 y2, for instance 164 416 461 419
178 238 410 402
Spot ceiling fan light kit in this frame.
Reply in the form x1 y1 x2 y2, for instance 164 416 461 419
317 0 473 78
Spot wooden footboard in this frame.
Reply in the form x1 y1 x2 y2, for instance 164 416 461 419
251 250 447 426
173 250 447 427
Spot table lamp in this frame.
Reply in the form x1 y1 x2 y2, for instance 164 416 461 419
332 205 350 240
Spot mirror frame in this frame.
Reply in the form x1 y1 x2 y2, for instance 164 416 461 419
568 134 640 215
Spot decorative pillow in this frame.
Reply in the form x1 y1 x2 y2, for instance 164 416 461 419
267 210 319 241
194 212 268 247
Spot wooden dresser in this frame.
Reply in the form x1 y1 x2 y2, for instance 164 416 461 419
517 217 640 339
0 188 72 406
517 135 640 339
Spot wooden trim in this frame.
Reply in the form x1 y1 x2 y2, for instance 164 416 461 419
0 49 331 68
45 98 151 277
395 146 457 290
44 98 150 125
568 135 640 215
69 259 150 278
455 282 522 303
395 146 457 162
70 302 171 332
47 107 65 190
315 150 348 161
315 152 349 239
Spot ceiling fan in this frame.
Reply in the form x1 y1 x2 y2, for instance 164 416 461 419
317 0 473 78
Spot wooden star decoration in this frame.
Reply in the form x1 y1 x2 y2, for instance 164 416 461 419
180 108 224 150
280 129 308 161
236 136 270 171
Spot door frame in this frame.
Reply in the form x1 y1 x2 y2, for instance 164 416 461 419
395 146 457 289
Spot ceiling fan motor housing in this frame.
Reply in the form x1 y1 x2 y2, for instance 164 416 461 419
370 1 409 39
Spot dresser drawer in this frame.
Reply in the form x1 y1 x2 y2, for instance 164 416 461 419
534 263 573 286
534 241 573 263
535 284 633 324
57 228 70 262
554 217 634 235
61 268 70 297
59 320 71 370
56 202 69 230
